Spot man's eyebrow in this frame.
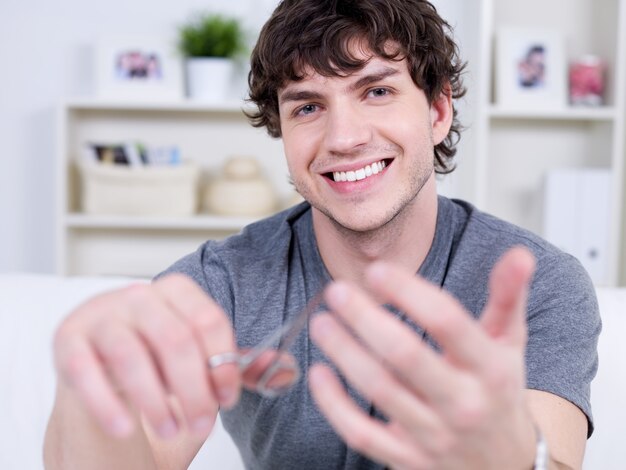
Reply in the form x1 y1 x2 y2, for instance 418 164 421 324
278 67 400 104
349 66 400 92
279 90 324 105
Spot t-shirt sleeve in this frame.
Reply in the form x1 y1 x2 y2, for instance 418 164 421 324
154 242 235 322
525 252 601 437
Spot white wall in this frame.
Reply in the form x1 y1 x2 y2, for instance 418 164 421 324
0 0 470 274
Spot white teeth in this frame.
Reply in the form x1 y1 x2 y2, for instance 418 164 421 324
332 160 387 182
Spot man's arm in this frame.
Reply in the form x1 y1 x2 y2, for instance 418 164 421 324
526 389 588 470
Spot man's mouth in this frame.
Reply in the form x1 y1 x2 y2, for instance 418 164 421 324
325 159 391 183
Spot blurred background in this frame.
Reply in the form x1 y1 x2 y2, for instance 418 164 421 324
1 0 625 286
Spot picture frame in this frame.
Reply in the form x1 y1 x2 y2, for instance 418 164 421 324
495 27 567 109
95 35 184 101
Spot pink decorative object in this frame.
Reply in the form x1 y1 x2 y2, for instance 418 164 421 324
569 56 606 106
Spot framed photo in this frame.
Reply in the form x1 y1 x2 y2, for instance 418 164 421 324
495 28 567 109
95 35 183 101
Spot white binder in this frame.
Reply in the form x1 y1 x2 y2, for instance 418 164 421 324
543 169 611 285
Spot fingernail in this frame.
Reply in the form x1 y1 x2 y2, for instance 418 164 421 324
192 415 214 434
157 418 179 439
109 415 133 437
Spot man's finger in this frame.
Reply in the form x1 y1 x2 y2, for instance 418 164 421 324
121 282 218 437
89 320 180 439
54 335 135 438
308 363 429 469
309 312 450 451
154 274 241 409
480 247 536 347
364 262 494 371
322 281 466 412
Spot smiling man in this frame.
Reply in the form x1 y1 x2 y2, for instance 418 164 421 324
44 1 600 469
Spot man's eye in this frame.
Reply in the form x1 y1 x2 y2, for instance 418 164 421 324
297 104 317 116
369 87 390 97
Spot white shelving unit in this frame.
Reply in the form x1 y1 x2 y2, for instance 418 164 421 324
471 0 626 286
56 99 291 277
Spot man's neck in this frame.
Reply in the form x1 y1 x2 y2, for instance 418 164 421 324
312 177 439 287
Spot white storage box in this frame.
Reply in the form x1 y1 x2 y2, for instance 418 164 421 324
79 162 200 216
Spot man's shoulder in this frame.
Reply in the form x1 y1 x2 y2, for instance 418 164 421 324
448 197 565 263
159 202 311 282
212 201 311 257
443 197 594 310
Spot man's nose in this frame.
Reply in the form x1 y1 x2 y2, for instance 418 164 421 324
323 102 372 155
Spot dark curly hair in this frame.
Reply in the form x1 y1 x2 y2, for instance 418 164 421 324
246 0 466 174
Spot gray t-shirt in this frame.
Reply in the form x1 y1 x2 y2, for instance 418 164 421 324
161 196 600 470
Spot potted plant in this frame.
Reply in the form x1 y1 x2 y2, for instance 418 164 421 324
178 13 246 102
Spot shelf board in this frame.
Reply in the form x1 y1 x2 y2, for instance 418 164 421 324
65 213 261 231
63 97 253 114
487 106 616 121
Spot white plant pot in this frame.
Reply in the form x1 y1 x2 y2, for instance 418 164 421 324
186 57 234 102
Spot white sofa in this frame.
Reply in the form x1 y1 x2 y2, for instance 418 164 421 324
0 273 623 469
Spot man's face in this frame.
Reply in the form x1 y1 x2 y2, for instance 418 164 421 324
277 49 452 233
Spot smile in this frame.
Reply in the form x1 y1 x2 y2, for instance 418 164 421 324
330 160 388 183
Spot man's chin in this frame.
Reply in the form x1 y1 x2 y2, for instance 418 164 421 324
322 209 397 235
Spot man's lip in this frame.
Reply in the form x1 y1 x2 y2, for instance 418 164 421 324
319 157 394 175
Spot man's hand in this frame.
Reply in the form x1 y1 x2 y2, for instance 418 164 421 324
53 274 241 440
308 246 538 469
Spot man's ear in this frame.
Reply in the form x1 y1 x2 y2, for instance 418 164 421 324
430 83 454 146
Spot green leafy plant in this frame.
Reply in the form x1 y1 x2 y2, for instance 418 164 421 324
178 13 246 58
